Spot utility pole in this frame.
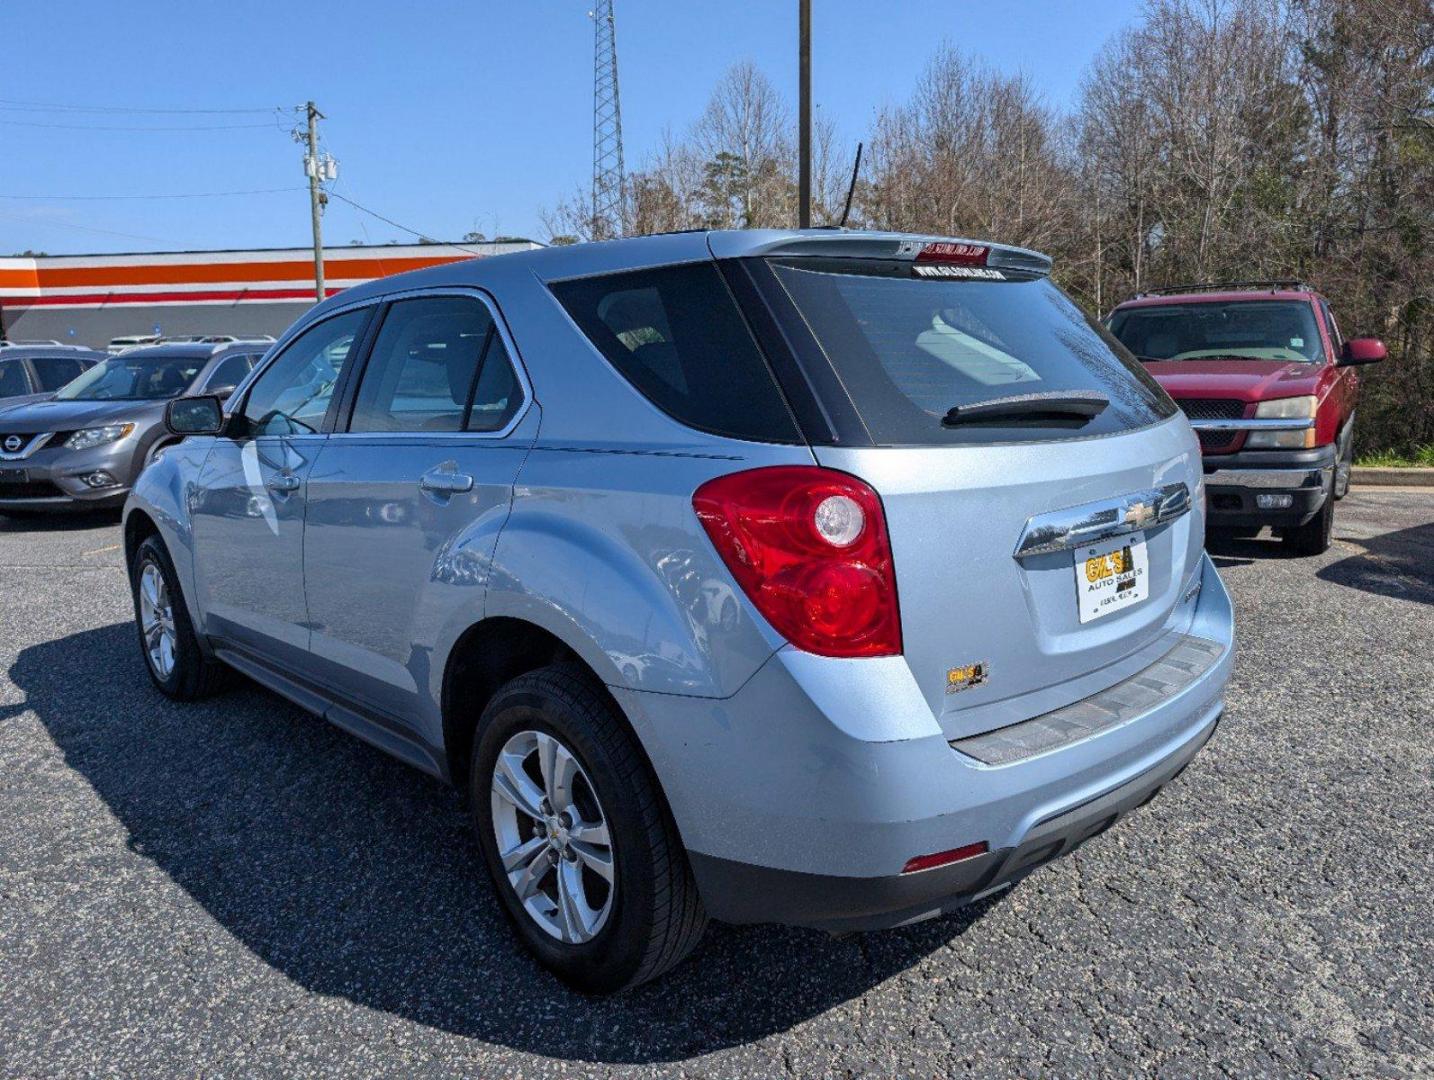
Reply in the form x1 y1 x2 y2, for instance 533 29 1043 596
305 101 326 302
798 0 812 229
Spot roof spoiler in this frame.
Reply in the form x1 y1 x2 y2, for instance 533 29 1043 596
706 231 1053 276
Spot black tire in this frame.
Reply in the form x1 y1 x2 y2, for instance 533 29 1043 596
1334 428 1354 500
1280 479 1334 556
470 664 707 993
128 534 231 699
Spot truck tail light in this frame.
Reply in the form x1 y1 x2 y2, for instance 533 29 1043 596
692 466 902 658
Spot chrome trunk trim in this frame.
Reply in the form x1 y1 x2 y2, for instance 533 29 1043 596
1013 481 1191 559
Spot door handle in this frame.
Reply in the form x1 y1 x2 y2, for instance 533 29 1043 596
419 472 474 495
267 472 301 494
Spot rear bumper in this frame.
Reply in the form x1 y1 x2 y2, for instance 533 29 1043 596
690 713 1217 931
615 553 1234 931
1202 445 1334 527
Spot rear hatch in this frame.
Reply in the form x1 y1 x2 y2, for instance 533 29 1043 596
725 236 1205 739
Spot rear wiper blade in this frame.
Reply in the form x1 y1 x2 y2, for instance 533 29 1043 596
942 390 1110 426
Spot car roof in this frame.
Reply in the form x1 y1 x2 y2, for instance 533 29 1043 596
0 346 106 361
308 228 1054 311
1113 288 1322 311
107 343 224 361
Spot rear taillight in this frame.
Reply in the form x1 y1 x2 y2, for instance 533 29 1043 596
692 466 902 658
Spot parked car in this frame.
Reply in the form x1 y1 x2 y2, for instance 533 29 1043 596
0 347 104 409
0 341 268 513
0 338 66 349
1107 281 1385 554
107 335 162 354
124 230 1233 992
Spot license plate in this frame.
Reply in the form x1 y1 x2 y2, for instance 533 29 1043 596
1076 532 1149 623
0 468 29 485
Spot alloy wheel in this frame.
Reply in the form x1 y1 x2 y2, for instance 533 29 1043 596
489 729 615 944
137 560 177 680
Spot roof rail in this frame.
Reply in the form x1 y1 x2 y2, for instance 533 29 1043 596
1136 280 1316 298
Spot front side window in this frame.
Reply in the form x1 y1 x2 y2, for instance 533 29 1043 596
240 309 367 436
55 354 206 401
349 296 519 433
551 263 799 443
761 259 1175 446
30 355 87 391
1108 300 1324 364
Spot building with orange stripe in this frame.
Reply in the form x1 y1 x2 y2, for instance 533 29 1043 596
0 239 541 348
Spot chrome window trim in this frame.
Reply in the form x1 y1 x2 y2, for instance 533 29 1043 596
1013 481 1192 559
0 433 55 461
327 286 533 443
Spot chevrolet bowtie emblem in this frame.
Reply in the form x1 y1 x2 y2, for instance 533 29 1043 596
1123 501 1157 528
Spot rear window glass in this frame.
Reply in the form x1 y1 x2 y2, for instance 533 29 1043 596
30 355 87 391
764 259 1175 446
550 263 799 443
1109 300 1323 363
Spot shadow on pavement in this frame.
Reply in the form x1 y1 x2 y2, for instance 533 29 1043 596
0 509 121 533
4 622 994 1064
1317 521 1434 606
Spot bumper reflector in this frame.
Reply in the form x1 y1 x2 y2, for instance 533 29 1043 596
901 841 988 875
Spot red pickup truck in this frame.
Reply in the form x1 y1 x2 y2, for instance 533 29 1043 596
1107 282 1386 555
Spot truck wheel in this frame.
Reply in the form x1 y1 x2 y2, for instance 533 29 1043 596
1281 479 1334 556
471 664 708 993
1334 433 1353 500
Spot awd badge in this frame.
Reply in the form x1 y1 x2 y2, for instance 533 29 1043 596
946 662 989 694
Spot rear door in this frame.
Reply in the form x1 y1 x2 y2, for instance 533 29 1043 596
739 250 1204 738
301 291 535 719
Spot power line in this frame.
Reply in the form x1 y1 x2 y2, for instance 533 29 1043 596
0 117 279 132
0 97 282 115
0 208 164 243
0 187 304 201
326 191 482 255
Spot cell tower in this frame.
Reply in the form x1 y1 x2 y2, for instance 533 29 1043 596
590 0 626 240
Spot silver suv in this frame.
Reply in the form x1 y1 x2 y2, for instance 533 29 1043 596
124 230 1233 992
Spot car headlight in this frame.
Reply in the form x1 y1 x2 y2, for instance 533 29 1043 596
1253 396 1317 419
65 423 135 451
1247 397 1317 449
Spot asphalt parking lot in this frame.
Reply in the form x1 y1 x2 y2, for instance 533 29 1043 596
1 489 1430 1078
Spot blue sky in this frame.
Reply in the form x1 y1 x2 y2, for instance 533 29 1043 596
1 1 1142 255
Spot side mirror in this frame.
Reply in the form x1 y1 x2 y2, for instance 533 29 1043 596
165 395 226 436
1339 337 1387 366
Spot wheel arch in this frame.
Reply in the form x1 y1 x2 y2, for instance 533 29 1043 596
441 616 632 792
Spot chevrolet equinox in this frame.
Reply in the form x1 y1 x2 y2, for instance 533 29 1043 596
124 230 1234 992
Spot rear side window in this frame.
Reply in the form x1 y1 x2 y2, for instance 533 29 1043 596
0 359 26 397
202 353 254 393
348 295 522 434
551 263 799 443
761 260 1175 446
30 355 87 391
